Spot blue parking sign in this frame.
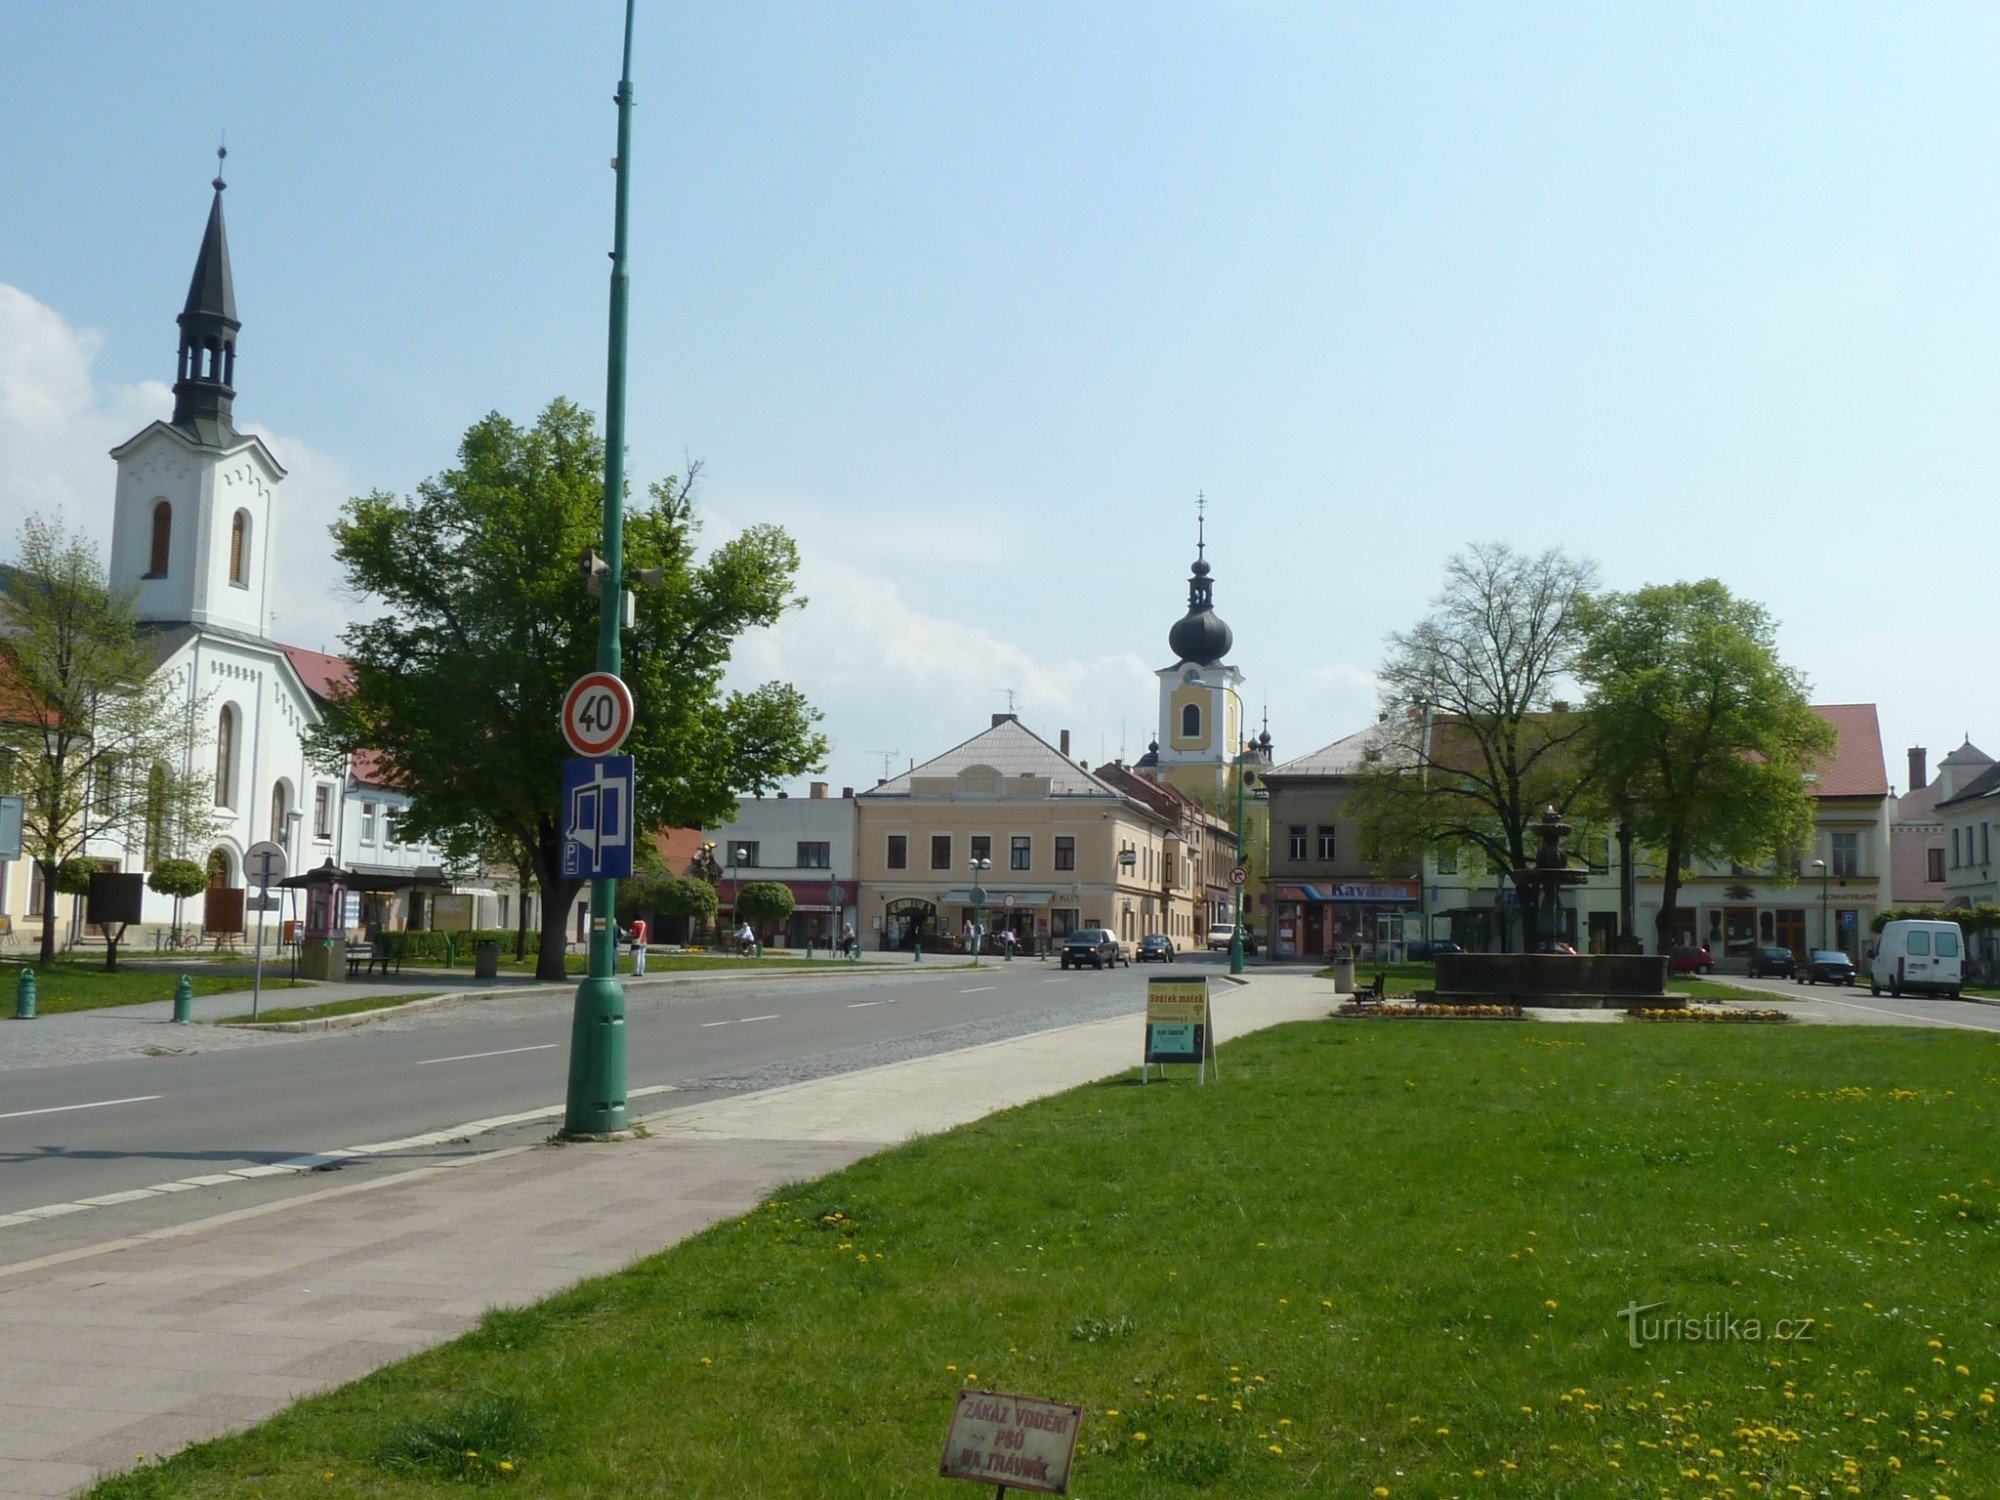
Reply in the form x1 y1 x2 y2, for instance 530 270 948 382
562 756 635 879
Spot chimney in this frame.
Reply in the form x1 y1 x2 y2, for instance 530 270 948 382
1060 729 1071 756
810 781 828 799
777 790 788 799
841 786 854 798
1908 747 1928 793
876 777 887 787
992 712 1017 727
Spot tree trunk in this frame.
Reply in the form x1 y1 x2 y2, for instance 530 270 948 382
513 856 534 962
37 860 58 968
1653 847 1685 957
1617 820 1636 941
535 889 571 982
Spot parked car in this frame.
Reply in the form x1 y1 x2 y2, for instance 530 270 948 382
1060 928 1131 970
1206 923 1238 951
1407 941 1464 960
1746 945 1796 979
1798 949 1856 986
1136 934 1176 963
1870 919 1963 998
1668 944 1715 975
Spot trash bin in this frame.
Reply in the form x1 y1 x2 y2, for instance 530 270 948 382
1330 958 1356 996
475 938 500 979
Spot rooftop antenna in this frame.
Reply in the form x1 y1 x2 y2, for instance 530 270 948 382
869 750 899 780
992 687 1018 714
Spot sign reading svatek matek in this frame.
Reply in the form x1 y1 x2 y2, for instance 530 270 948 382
1144 974 1215 1081
939 1389 1082 1494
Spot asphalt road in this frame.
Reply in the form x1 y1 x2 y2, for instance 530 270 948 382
1 953 1238 1260
1713 971 2000 1030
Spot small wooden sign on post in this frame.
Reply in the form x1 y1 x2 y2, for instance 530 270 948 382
1143 974 1215 1083
939 1389 1083 1496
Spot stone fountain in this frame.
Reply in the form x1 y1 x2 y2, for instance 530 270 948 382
1430 807 1671 1009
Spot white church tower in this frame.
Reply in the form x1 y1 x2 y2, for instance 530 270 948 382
107 153 285 635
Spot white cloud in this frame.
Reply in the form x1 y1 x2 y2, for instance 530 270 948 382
0 284 359 652
732 552 1161 788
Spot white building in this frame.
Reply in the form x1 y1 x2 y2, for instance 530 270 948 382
708 782 859 947
1 168 458 952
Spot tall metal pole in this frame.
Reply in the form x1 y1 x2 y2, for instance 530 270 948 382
563 0 638 1138
1229 751 1246 976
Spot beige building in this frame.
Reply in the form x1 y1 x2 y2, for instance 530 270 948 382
854 715 1199 952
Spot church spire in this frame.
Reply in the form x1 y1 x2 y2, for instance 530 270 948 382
170 146 241 446
1167 491 1233 666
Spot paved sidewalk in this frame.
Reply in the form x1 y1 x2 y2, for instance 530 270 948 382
0 972 1333 1499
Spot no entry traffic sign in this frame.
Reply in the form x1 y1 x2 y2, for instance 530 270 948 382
562 672 635 757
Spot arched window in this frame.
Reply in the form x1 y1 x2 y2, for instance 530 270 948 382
214 705 236 808
270 781 290 847
1181 703 1202 740
229 510 250 586
148 501 172 577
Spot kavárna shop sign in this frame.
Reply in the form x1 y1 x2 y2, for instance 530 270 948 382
939 1389 1083 1494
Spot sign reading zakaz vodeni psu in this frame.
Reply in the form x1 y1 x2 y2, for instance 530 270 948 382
939 1389 1083 1494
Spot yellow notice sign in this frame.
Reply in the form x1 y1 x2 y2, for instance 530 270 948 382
939 1389 1083 1493
1144 975 1213 1075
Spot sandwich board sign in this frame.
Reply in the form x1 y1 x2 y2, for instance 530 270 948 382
1142 975 1215 1083
939 1389 1082 1494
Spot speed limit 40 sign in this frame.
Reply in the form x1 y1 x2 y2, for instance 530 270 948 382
562 672 635 757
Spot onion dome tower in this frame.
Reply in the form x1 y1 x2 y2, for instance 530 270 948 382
1147 498 1246 805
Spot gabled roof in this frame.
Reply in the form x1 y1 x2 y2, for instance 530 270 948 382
1265 720 1405 779
1807 704 1888 799
1940 759 2000 810
861 716 1122 799
108 418 286 472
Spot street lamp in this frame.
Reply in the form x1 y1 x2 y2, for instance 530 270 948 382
734 846 757 957
1231 755 1258 976
1812 857 1830 952
968 855 992 965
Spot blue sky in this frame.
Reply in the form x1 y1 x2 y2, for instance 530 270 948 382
4 3 1997 796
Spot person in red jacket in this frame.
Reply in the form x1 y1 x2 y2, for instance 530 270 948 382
630 916 648 975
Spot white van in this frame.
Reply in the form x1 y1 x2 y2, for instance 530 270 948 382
1869 919 1964 999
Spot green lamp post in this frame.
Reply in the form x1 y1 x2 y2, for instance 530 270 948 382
969 855 991 966
1230 753 1257 976
562 0 638 1139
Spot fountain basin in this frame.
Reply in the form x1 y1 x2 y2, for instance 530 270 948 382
1433 951 1671 1009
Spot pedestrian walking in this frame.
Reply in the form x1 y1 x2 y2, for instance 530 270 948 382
630 916 648 975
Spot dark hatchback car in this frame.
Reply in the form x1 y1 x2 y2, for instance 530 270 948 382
1746 945 1796 979
1798 949 1856 986
1407 940 1464 960
1136 934 1175 963
1060 928 1130 970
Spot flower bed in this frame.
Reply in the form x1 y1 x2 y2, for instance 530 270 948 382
1626 1006 1792 1024
1335 1001 1524 1020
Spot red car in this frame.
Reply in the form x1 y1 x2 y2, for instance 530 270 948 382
1669 944 1715 975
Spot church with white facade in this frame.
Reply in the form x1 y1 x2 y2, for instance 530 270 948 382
0 165 475 950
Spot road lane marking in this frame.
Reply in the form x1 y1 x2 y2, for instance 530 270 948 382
0 1094 161 1122
741 1014 779 1023
415 1043 559 1067
1799 993 1994 1031
700 1019 732 1027
958 986 995 994
848 1001 881 1008
1 1085 678 1235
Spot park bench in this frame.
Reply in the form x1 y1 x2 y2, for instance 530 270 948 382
345 944 373 978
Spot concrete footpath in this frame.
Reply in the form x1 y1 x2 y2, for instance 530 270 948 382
0 972 1332 1499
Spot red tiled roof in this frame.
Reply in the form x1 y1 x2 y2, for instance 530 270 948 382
1808 704 1888 799
280 643 352 701
348 749 402 789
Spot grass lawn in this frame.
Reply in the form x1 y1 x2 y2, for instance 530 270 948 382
459 952 896 979
0 960 306 1016
86 1020 2000 1498
214 993 444 1026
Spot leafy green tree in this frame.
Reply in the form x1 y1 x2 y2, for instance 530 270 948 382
308 401 827 980
621 871 718 942
147 857 210 946
0 517 218 966
1576 580 1835 956
1350 542 1598 950
735 880 796 945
